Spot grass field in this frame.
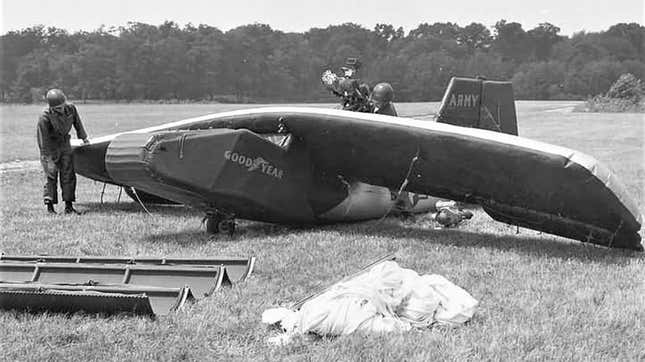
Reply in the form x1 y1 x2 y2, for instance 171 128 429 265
0 102 644 361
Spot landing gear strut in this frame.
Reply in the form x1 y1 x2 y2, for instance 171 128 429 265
203 210 236 236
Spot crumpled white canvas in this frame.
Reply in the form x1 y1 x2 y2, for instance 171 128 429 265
262 261 478 344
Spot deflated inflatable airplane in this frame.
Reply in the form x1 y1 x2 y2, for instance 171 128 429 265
71 77 643 251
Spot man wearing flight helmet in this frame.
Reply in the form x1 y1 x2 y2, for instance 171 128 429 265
37 89 90 214
369 82 398 116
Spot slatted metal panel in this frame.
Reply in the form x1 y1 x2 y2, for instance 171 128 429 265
0 282 194 316
0 263 225 299
0 255 256 283
0 254 256 316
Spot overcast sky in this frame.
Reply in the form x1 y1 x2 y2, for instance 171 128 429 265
1 0 643 36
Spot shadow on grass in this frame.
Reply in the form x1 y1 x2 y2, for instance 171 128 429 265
143 221 313 246
145 229 213 246
236 218 643 263
149 221 642 264
79 202 642 263
348 221 643 264
79 201 202 217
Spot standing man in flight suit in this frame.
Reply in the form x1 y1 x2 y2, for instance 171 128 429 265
370 82 398 116
37 89 90 214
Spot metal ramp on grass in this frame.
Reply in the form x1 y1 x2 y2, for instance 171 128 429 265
0 282 193 316
0 255 256 316
0 255 256 283
0 262 227 298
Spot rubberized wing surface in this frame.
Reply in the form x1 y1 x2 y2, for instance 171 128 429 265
73 107 642 250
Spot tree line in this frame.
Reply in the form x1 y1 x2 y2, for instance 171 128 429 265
1 21 644 103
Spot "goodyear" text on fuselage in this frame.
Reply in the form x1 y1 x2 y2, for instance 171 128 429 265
224 150 284 179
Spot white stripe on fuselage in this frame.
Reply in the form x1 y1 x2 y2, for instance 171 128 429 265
71 106 596 170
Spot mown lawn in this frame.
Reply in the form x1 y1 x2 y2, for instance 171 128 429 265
0 102 643 361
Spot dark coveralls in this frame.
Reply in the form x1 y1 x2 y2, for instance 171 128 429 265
374 102 398 117
37 104 87 204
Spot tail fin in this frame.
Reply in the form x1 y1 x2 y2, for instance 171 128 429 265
437 77 518 136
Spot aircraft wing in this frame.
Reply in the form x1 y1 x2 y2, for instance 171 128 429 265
73 107 643 250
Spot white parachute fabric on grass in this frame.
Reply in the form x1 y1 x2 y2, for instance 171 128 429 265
262 261 478 342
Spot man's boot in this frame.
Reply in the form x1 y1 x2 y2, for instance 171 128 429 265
45 200 56 214
64 201 81 215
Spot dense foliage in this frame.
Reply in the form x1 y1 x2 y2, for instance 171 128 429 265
579 73 645 112
1 21 644 103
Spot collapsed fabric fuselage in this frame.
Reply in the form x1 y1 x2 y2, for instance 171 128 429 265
72 107 643 250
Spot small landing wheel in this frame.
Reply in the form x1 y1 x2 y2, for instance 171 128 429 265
205 214 224 234
218 219 236 236
203 210 235 235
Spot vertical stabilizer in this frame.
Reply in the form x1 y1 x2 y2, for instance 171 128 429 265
437 77 518 135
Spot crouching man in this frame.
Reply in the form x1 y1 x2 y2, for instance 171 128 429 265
37 89 90 214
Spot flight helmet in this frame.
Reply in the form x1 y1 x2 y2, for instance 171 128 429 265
370 83 394 104
46 89 66 108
